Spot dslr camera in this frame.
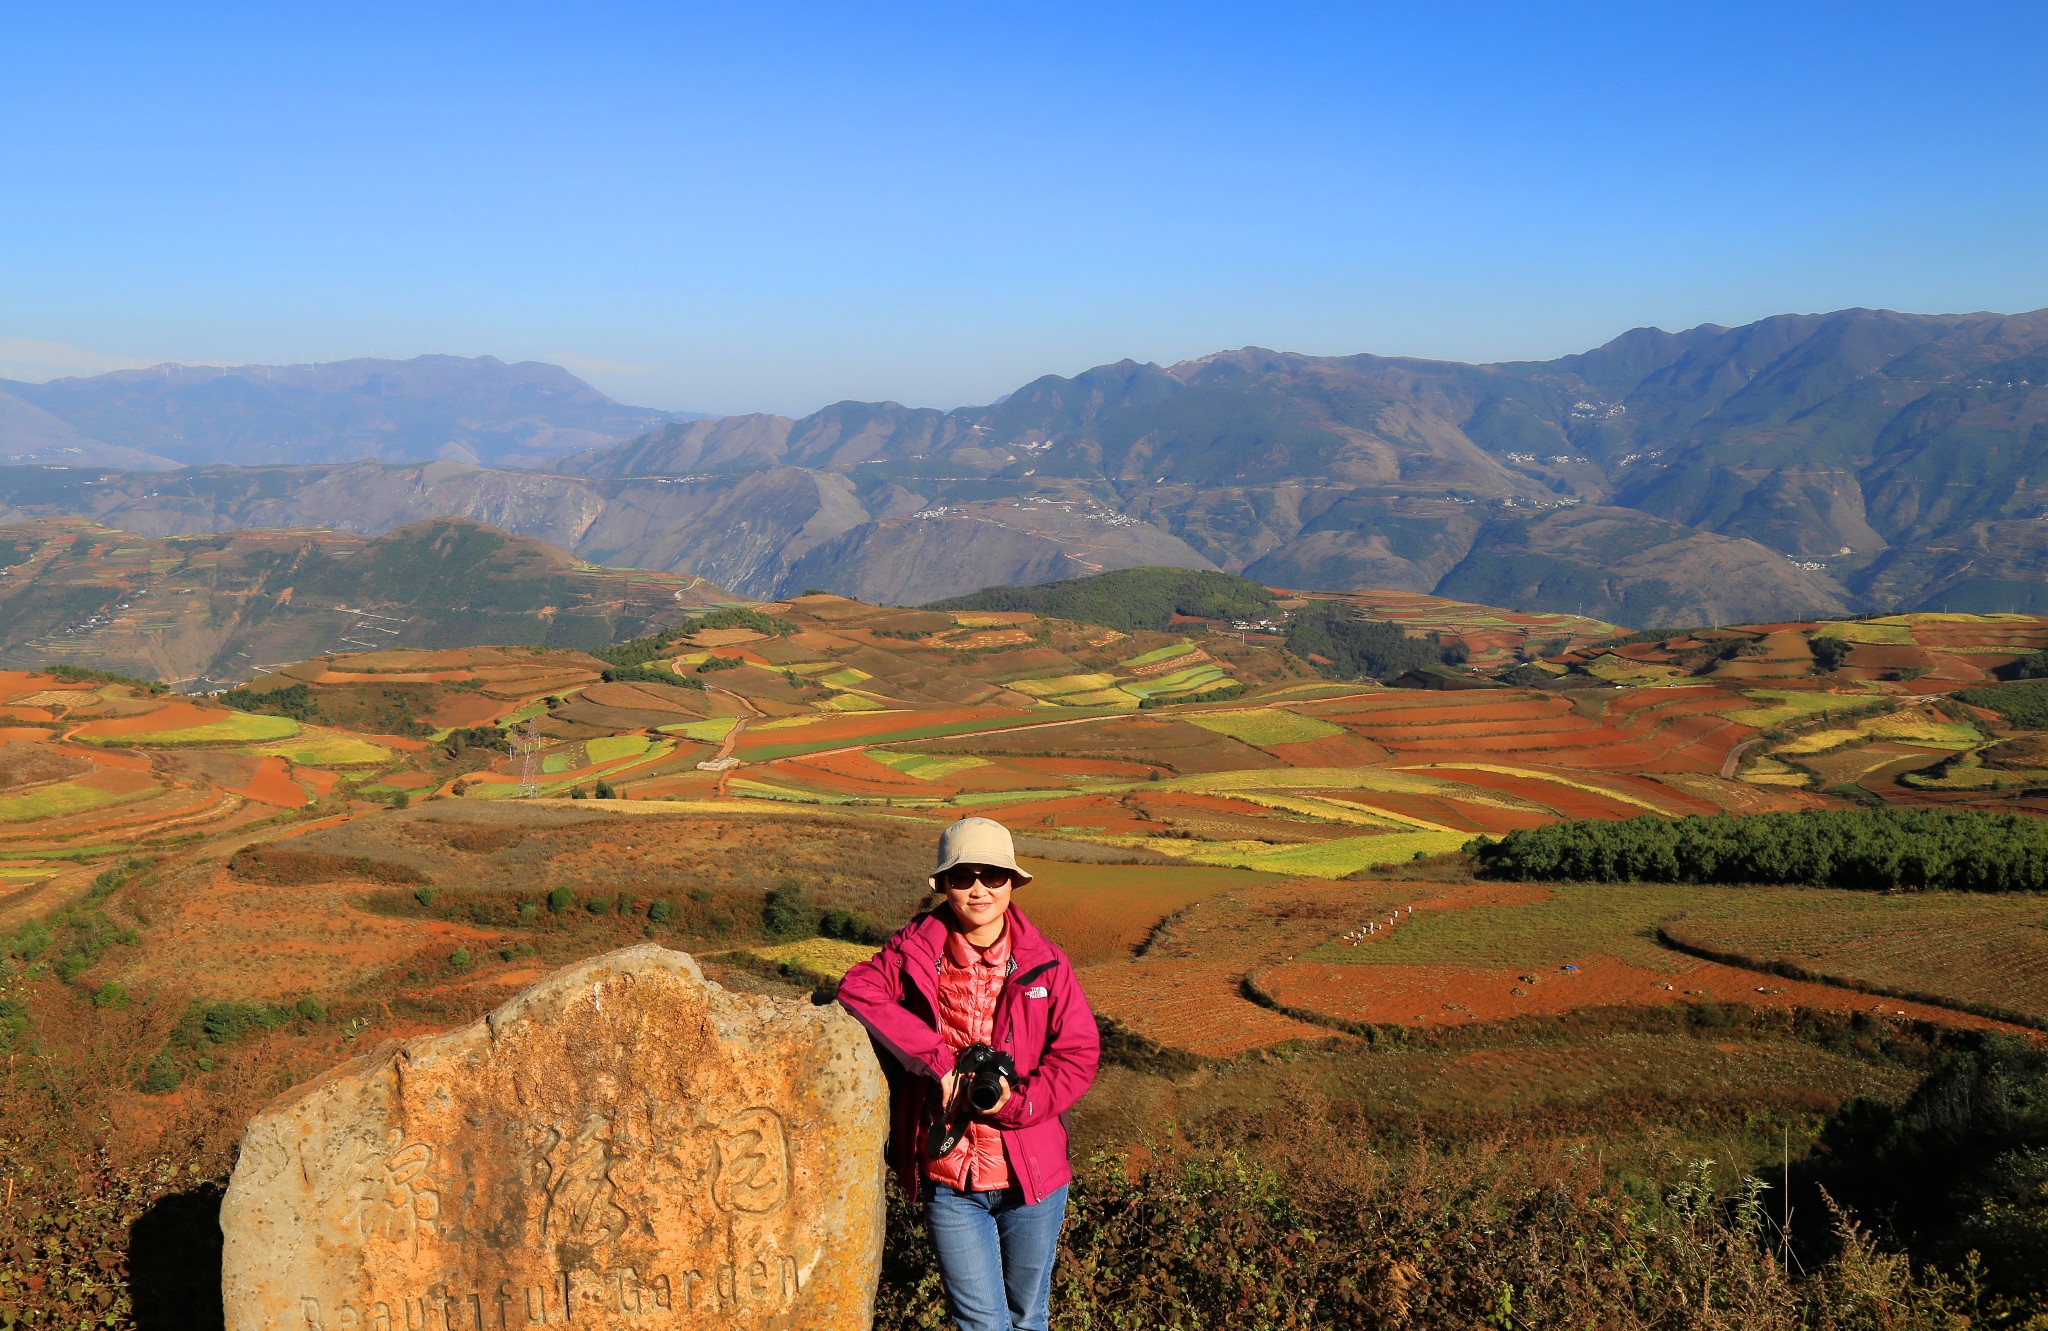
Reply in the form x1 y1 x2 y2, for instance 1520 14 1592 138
931 1042 1016 1157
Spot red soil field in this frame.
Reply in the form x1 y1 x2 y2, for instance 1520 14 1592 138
765 752 932 796
70 700 221 738
1002 756 1156 779
1259 734 1396 767
0 726 56 742
77 746 155 773
425 693 517 728
0 708 59 723
1258 952 2025 1034
735 707 1013 753
1335 791 1549 835
378 771 436 790
75 767 157 795
1409 767 1680 820
309 669 476 684
1021 863 1276 966
1846 645 1937 670
235 756 308 808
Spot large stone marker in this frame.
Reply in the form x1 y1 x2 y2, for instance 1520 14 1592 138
220 945 887 1331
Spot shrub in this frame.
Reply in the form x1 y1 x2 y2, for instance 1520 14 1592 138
1810 633 1852 671
414 886 437 907
586 895 613 915
449 948 471 969
820 908 880 942
593 780 617 799
547 886 573 914
762 884 814 940
648 899 676 924
91 982 127 1010
295 996 326 1022
141 1050 182 1094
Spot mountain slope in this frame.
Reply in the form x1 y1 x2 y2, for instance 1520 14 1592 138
1 355 689 468
5 308 2046 622
0 516 729 686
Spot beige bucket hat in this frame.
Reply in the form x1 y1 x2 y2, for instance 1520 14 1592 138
929 816 1033 889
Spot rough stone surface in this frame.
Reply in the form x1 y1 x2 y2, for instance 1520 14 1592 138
220 945 887 1331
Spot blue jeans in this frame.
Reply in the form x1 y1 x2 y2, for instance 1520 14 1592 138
922 1182 1069 1331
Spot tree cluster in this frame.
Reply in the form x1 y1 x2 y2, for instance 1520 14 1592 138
1469 807 2048 892
925 567 1278 633
1284 602 1466 682
1953 681 2048 729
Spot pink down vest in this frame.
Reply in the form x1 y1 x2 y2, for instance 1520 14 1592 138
923 923 1013 1192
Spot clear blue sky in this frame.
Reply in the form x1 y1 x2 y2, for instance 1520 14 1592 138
3 2 2044 415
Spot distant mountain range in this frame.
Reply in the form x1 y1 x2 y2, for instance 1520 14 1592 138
0 355 696 469
2 307 2044 625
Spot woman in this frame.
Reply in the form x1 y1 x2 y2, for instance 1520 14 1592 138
838 816 1100 1331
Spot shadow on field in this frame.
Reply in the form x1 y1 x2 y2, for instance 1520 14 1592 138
128 1182 225 1331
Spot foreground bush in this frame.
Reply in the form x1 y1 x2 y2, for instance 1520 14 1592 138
1469 808 2048 892
874 1110 2003 1330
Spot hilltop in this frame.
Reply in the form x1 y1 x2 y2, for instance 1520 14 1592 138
6 309 2048 622
0 516 729 688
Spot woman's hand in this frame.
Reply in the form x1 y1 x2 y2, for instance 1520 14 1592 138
975 1077 1013 1117
939 1070 962 1111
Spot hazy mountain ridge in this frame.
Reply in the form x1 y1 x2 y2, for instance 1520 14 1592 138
0 354 694 469
1 308 2042 623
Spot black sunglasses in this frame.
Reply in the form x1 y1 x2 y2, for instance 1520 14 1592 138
938 864 1014 889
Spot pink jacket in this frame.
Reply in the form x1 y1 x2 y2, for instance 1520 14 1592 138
837 904 1100 1206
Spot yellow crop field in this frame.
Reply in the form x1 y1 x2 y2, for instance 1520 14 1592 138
870 751 990 780
1185 709 1346 747
1174 830 1472 876
1007 673 1117 697
739 937 880 982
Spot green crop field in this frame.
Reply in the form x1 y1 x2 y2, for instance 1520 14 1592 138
586 734 652 763
250 728 395 766
1176 829 1472 877
1662 890 2048 1025
661 717 739 742
1122 665 1228 698
1726 690 1875 727
98 713 300 746
869 751 989 780
1185 708 1346 746
1120 640 1199 669
820 668 871 688
0 780 157 823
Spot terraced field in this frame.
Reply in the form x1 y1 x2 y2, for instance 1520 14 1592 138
1661 891 2048 1027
